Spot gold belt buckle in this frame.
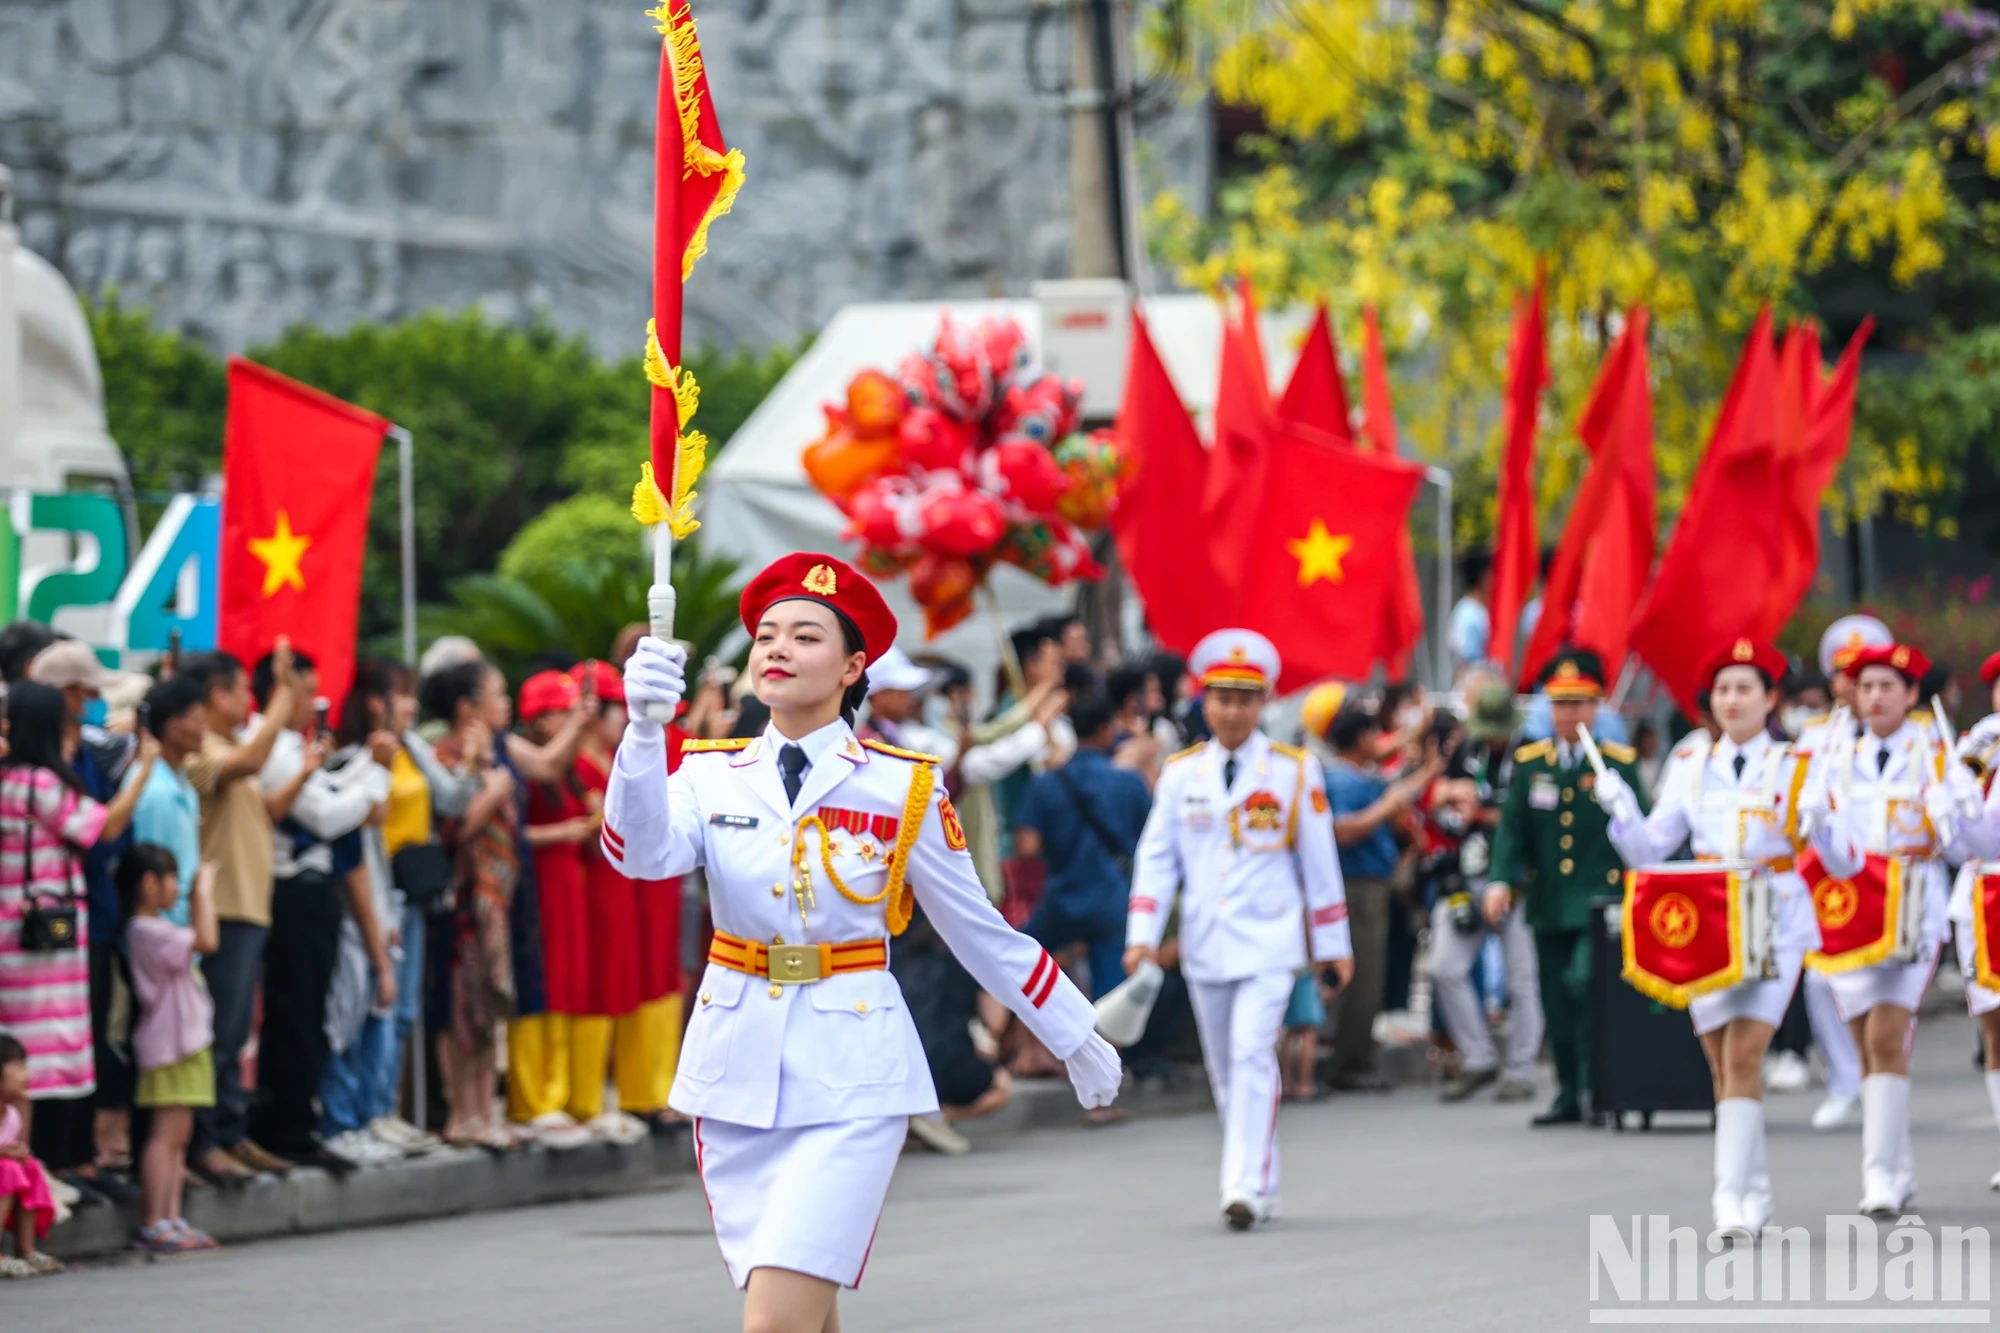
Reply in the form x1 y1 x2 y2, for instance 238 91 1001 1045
766 943 823 984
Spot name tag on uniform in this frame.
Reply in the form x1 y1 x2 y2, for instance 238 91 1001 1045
1529 776 1560 811
709 813 760 829
1182 796 1215 830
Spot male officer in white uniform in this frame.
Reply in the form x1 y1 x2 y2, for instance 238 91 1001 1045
1123 629 1353 1231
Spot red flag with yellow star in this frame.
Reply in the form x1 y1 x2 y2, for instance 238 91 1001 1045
219 358 388 710
1236 423 1424 688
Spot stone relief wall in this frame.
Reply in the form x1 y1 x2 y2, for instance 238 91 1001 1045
0 0 1209 354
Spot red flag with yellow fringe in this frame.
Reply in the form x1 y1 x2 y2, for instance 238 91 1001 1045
1975 872 2000 993
1800 849 1905 972
1621 865 1753 1008
632 3 744 539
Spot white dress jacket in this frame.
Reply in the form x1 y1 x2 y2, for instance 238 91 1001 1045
602 718 1097 1129
1127 731 1351 985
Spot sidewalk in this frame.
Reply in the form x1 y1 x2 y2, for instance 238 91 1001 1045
48 1035 1435 1259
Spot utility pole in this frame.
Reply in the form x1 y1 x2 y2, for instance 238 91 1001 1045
1068 0 1128 280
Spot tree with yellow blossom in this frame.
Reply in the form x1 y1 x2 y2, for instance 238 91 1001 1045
1148 0 2000 540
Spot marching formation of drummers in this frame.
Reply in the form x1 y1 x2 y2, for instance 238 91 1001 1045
1590 615 2000 1238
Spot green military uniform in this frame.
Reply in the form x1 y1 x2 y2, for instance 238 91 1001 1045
1488 650 1649 1123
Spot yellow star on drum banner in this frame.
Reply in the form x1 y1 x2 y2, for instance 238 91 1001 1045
248 510 311 597
1286 518 1354 587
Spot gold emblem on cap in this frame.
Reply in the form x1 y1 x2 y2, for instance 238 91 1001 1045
1557 660 1579 681
803 563 839 597
1732 639 1754 662
1891 645 1910 669
1228 646 1247 663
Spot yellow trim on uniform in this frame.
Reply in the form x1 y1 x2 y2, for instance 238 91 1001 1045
1783 751 1812 848
708 929 889 982
1271 742 1310 762
860 737 942 765
1974 873 2000 993
1200 665 1271 690
1619 867 1748 1010
681 736 753 754
1166 743 1205 765
1600 741 1637 764
1543 681 1603 701
1514 740 1554 763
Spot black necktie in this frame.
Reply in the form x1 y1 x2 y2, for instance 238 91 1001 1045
1876 747 1891 775
779 743 810 805
1731 753 1746 781
1223 756 1238 790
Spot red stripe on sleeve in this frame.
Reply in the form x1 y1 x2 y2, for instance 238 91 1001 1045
1129 896 1158 914
602 823 626 851
1022 950 1052 1002
1311 903 1348 927
1030 961 1060 1008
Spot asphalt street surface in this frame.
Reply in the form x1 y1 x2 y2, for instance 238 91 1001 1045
30 1010 2000 1332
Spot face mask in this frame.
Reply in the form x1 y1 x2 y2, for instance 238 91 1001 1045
1780 706 1817 737
82 698 108 727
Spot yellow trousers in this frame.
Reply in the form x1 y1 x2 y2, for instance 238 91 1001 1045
506 995 683 1122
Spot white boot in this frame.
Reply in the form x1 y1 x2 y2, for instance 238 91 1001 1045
1985 1071 2000 1190
1859 1074 1909 1215
1740 1099 1773 1234
1712 1098 1758 1238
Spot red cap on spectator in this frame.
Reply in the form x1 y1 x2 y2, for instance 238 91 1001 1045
739 553 897 665
570 658 623 704
518 670 580 721
1848 642 1930 685
1981 651 2000 687
1696 637 1788 694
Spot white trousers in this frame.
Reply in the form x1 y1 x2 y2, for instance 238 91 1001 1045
1187 969 1293 1212
1804 969 1861 1098
1428 900 1542 1082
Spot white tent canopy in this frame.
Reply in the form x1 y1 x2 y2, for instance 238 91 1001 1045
698 293 1318 684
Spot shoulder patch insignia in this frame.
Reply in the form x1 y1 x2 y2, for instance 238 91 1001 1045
681 737 753 755
860 737 941 765
1310 787 1329 815
1671 743 1697 759
939 794 968 851
1271 742 1310 762
1514 739 1554 763
1600 741 1638 764
1166 743 1205 765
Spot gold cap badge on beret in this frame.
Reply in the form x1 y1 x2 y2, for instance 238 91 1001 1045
1732 638 1754 662
803 563 839 597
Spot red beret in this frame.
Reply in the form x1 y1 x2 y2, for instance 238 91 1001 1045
518 669 580 721
1849 642 1930 684
739 553 897 665
570 658 624 704
1697 637 1787 695
1981 650 2000 687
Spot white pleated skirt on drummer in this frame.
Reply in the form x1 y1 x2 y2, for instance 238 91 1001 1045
1954 930 2000 1018
693 1114 908 1290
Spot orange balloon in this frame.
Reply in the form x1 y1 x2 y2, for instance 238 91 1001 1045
846 369 908 439
802 429 901 503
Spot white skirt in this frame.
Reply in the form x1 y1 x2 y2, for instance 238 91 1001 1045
1688 943 1805 1036
693 1114 906 1290
1954 927 2000 1018
1826 941 1944 1021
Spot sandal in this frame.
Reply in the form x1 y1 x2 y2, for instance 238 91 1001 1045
169 1221 219 1251
0 1256 33 1279
22 1251 65 1275
133 1221 206 1255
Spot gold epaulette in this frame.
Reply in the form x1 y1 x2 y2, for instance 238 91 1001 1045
1515 739 1554 763
1600 741 1637 764
1271 741 1310 762
860 737 940 765
681 737 753 755
1166 743 1205 765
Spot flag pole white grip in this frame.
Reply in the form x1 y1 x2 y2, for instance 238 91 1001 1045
646 524 677 725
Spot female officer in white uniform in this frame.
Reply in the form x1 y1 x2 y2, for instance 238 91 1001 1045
1592 639 1817 1238
603 553 1122 1333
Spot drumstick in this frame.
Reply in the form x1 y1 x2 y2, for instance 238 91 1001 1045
1577 722 1611 782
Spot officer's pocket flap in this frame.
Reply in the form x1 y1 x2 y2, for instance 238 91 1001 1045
700 966 750 1011
806 971 902 1018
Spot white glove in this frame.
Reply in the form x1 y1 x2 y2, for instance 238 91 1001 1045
1960 714 2000 762
1593 768 1642 826
1925 782 1962 838
1062 1032 1124 1110
622 637 687 729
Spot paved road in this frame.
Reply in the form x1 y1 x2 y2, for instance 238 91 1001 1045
31 1011 2000 1332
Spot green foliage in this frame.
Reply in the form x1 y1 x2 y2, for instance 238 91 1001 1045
496 495 644 586
88 292 228 499
423 540 745 685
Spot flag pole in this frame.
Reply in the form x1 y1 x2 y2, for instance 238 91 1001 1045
642 3 688 723
1426 465 1453 689
392 426 416 669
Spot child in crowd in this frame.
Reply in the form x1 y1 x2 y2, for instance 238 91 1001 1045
0 1032 61 1277
120 843 221 1254
1280 970 1328 1101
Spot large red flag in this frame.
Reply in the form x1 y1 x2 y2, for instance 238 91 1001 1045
1200 284 1275 578
1489 278 1547 677
1359 307 1426 678
219 359 389 711
1238 424 1426 687
1520 309 1655 684
1758 319 1871 637
1627 313 1784 716
1277 305 1354 439
1112 311 1225 653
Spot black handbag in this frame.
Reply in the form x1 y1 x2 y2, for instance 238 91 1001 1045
10 775 80 953
391 841 454 910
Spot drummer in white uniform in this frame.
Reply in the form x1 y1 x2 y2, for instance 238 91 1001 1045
1122 629 1353 1231
1804 640 1986 1216
1592 638 1817 1238
1946 649 2000 1187
603 552 1122 1333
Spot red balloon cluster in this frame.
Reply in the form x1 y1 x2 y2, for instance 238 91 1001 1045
801 314 1121 637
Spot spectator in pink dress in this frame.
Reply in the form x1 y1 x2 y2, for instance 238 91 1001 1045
121 843 221 1252
0 1032 61 1277
0 683 152 1113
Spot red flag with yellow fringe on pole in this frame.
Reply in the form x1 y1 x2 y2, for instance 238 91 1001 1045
631 2 743 701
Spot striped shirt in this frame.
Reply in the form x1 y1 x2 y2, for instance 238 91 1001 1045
0 766 108 1099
